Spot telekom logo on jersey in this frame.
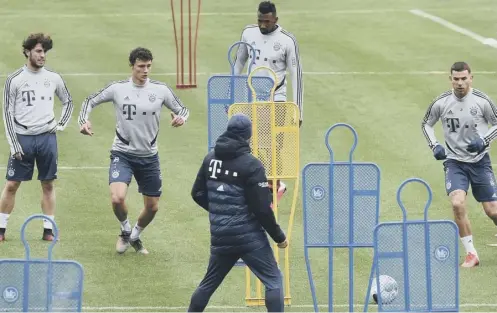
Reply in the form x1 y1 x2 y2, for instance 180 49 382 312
446 117 460 133
122 104 136 120
208 160 222 179
21 90 35 106
208 159 238 179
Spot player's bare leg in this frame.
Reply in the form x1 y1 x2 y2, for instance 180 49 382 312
482 201 497 245
129 196 159 255
0 181 21 242
482 201 497 225
110 182 132 253
450 190 479 267
40 180 56 241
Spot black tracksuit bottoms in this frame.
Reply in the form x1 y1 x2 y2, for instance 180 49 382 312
187 244 284 312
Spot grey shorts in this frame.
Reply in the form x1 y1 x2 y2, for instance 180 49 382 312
109 150 162 197
444 154 497 202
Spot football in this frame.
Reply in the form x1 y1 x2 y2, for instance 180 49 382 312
370 275 399 305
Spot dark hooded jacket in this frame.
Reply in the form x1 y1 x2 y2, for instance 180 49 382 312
191 131 286 255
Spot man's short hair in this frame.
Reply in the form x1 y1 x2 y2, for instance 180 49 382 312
22 33 53 58
258 1 277 15
129 47 153 66
451 62 471 74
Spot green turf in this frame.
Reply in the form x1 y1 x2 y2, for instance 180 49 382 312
1 0 497 311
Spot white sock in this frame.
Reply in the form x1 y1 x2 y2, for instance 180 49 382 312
130 223 143 241
120 219 131 232
461 235 477 255
43 215 55 230
0 213 10 228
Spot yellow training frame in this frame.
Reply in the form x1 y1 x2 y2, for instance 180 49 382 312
228 66 300 307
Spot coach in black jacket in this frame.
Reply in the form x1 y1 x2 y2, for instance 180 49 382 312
188 113 288 312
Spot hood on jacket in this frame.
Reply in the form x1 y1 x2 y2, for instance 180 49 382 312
214 113 252 160
214 131 251 160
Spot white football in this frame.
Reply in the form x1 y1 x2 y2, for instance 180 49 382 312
370 275 399 305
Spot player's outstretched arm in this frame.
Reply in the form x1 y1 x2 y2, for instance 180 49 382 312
54 74 74 132
163 86 189 127
78 82 116 136
421 98 442 149
79 121 93 136
421 98 446 160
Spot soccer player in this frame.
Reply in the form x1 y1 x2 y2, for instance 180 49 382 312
421 61 497 268
0 33 74 242
233 0 303 202
188 113 288 312
78 47 189 254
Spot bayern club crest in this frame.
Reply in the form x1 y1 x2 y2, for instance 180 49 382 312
149 93 156 103
470 106 478 116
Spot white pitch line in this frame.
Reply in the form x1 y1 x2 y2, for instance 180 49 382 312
47 166 108 170
0 164 494 170
0 8 493 19
0 166 107 170
0 164 493 170
0 163 493 170
0 71 496 78
410 9 497 49
0 10 398 18
54 72 191 77
304 71 497 75
77 303 497 311
2 303 495 312
42 303 496 311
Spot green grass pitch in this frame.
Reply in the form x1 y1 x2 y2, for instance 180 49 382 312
1 0 497 311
